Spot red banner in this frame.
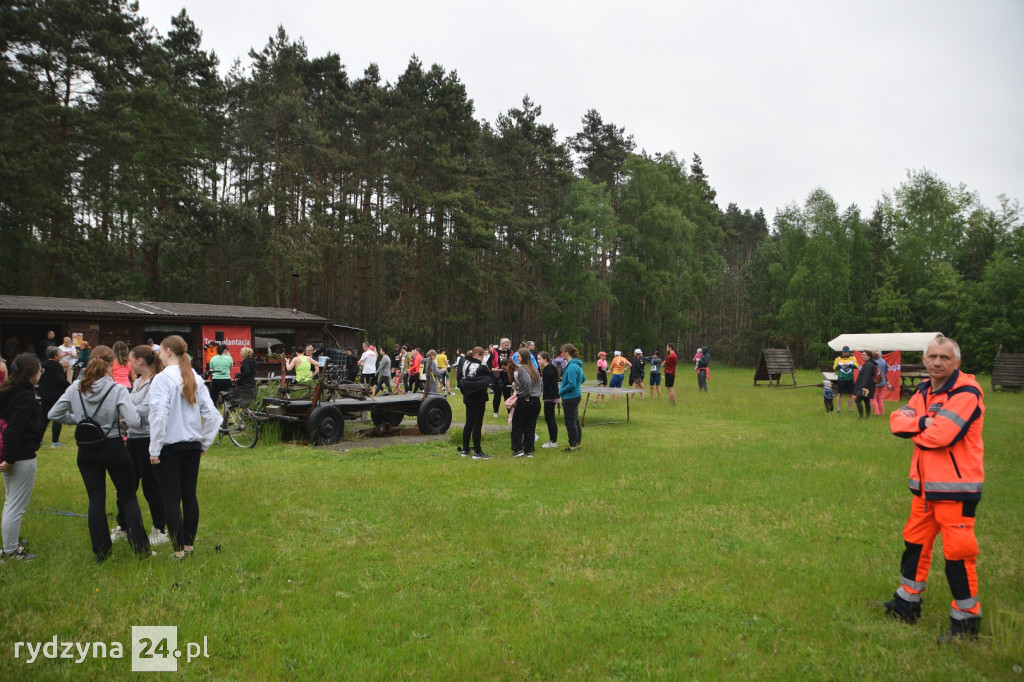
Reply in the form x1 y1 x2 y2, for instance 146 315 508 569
201 325 251 378
853 350 901 402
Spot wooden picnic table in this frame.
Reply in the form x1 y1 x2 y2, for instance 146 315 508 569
899 364 929 398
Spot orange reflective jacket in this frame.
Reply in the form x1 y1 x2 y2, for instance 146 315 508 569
890 369 984 501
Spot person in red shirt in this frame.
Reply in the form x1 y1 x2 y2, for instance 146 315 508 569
663 344 678 405
409 349 423 393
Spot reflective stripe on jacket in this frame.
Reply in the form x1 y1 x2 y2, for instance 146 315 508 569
890 369 984 501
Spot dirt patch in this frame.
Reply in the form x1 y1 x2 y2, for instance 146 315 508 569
317 421 506 451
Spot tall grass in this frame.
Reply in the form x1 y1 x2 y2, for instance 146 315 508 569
1 366 1021 679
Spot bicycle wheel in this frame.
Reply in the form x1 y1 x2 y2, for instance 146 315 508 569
226 406 259 448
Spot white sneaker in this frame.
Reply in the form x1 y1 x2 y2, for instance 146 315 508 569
110 526 127 542
50 441 66 448
493 412 499 418
541 442 558 448
149 528 170 545
534 434 539 441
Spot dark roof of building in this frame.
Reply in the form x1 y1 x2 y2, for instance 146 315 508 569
0 295 332 324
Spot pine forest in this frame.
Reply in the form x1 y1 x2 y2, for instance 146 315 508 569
2 1 1022 370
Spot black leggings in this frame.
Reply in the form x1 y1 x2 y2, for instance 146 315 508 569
375 373 392 394
154 445 202 551
117 437 165 532
543 401 558 443
562 397 582 447
209 378 233 406
77 438 149 559
463 401 486 453
492 384 512 414
856 394 873 417
510 397 541 454
40 397 63 443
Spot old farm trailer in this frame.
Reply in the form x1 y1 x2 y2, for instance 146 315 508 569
258 358 452 445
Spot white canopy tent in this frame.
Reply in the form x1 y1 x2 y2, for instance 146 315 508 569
827 332 943 353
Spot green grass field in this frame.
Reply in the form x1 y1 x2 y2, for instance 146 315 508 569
2 366 1022 680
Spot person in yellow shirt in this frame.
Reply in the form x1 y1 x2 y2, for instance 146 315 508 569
436 348 450 395
832 345 860 414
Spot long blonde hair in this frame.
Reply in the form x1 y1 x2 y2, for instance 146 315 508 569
79 345 114 394
161 335 198 404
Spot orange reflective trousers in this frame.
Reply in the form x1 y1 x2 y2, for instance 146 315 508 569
896 495 982 620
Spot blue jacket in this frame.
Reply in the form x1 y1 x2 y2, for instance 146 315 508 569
558 358 586 400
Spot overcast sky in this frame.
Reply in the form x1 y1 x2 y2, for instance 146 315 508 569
137 0 1024 219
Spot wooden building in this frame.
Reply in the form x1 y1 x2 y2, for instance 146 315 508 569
0 295 362 373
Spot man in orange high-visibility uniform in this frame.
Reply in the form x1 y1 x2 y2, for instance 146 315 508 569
884 337 985 642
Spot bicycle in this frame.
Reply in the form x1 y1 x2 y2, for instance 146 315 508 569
215 387 260 448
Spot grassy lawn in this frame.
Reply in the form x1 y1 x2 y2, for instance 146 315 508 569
1 366 1022 679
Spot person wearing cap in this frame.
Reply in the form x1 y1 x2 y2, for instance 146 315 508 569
608 351 628 391
832 345 860 414
629 349 645 397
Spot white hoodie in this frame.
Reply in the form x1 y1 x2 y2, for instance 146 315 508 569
148 364 220 458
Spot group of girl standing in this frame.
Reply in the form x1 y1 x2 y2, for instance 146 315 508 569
0 335 219 563
456 343 584 459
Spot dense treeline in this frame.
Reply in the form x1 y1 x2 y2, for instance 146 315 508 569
2 1 1022 370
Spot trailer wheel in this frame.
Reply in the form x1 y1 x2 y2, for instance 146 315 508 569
307 405 344 445
371 410 404 428
416 396 452 435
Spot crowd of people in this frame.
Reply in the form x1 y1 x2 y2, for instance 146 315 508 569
828 346 890 418
0 335 219 562
0 331 711 561
0 331 988 643
337 339 707 459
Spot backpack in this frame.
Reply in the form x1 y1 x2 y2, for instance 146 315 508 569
75 384 117 447
873 365 883 384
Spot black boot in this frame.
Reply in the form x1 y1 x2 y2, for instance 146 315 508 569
883 592 921 623
938 616 980 643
